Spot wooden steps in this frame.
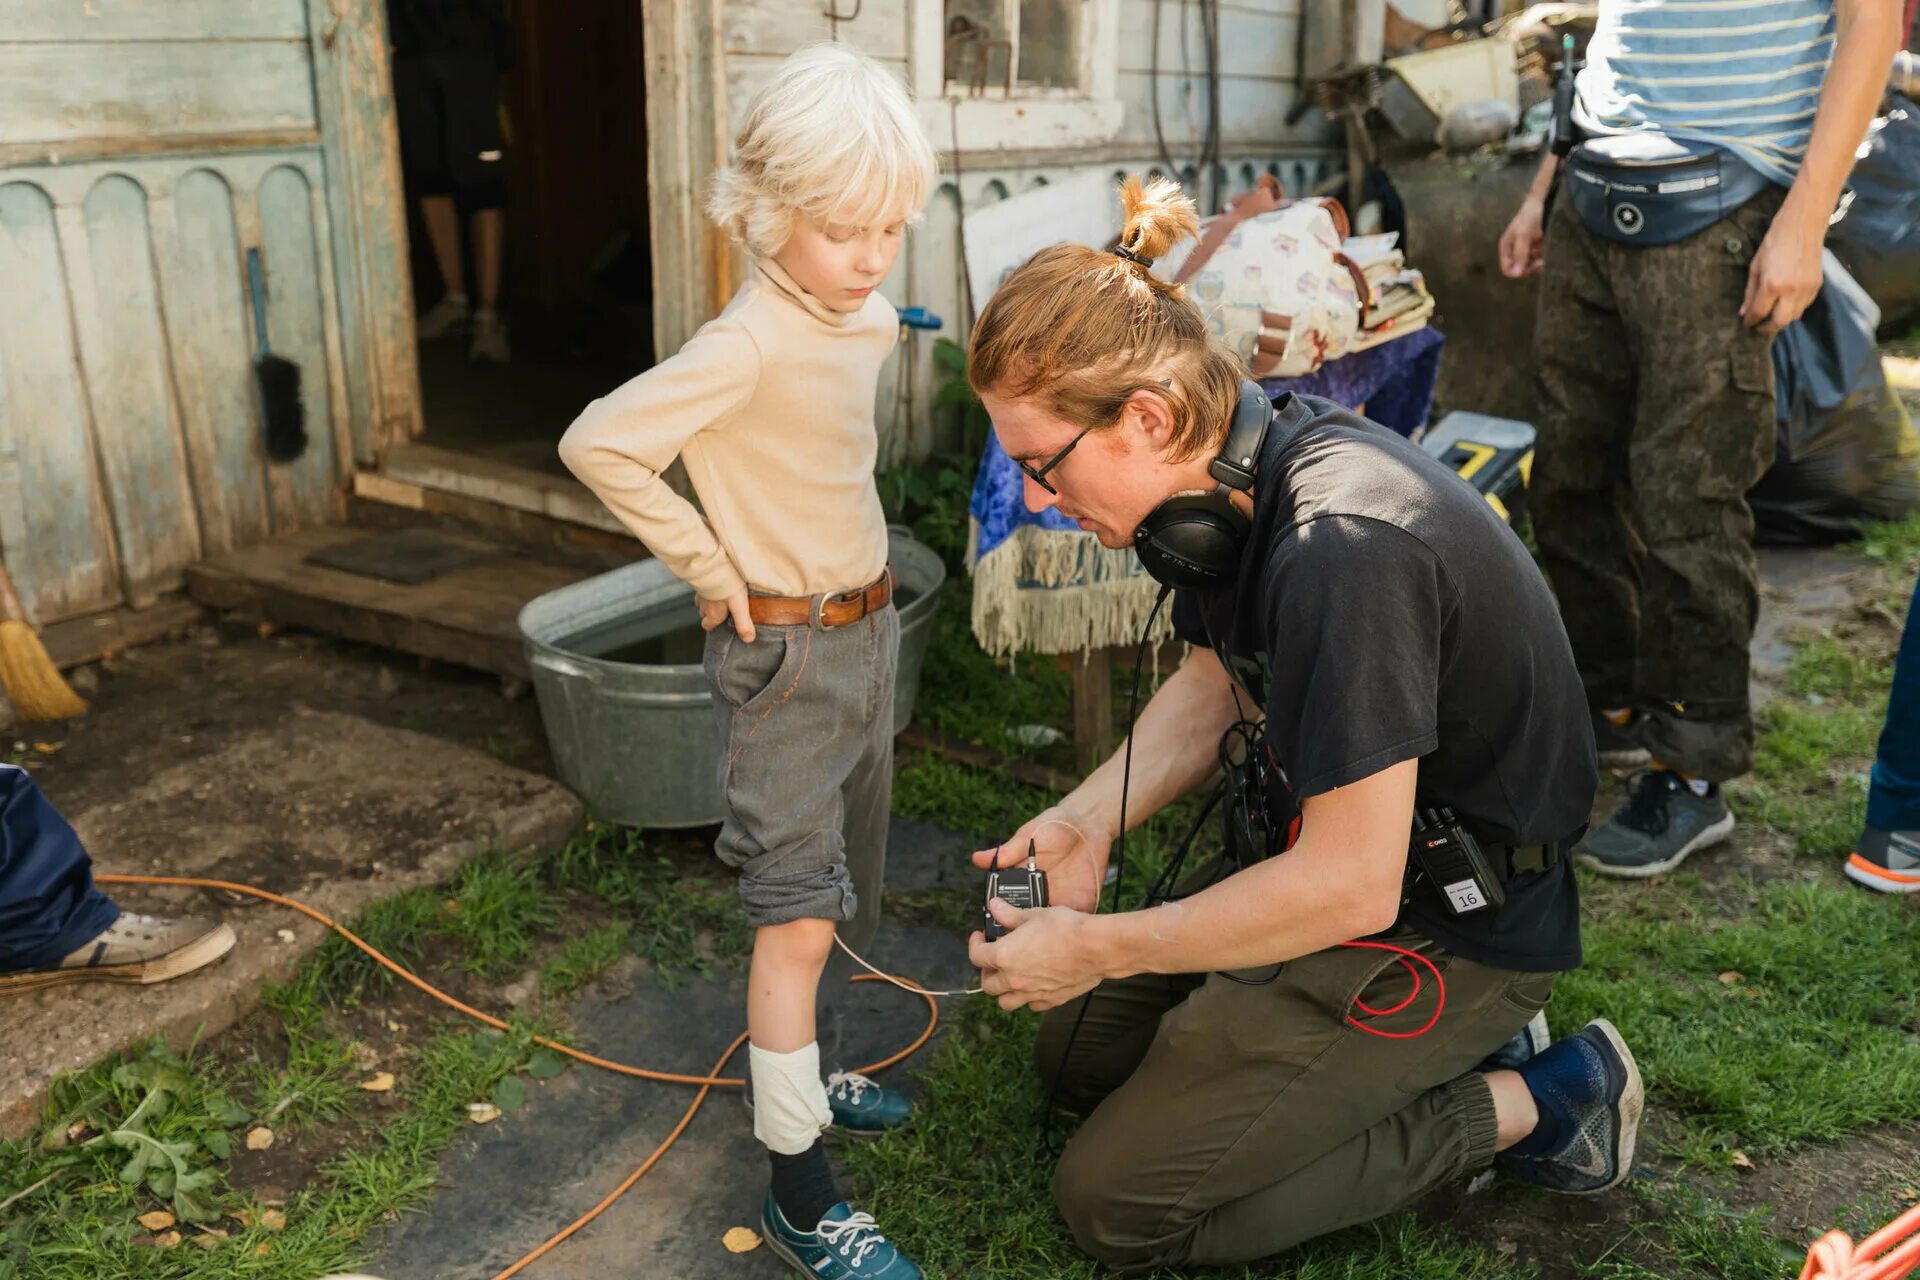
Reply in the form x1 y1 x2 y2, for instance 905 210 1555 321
185 523 594 680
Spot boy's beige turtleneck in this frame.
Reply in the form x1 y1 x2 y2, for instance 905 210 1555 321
558 258 896 600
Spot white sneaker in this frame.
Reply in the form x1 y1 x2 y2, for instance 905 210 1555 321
470 310 511 364
416 294 471 340
0 912 236 994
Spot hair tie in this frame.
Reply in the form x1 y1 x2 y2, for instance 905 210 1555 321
1113 243 1154 268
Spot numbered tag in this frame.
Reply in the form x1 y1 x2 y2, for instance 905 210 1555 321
1443 878 1486 913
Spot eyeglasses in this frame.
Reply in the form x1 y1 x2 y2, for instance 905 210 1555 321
1017 424 1095 496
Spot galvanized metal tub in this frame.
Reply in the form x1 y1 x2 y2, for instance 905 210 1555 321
519 528 947 828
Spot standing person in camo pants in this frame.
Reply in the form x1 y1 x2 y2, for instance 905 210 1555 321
1499 0 1901 878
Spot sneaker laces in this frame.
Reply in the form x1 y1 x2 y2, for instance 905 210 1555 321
826 1071 874 1104
816 1211 885 1267
1615 770 1684 837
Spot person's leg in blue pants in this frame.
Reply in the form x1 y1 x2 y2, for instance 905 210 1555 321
1850 573 1920 893
0 763 235 991
0 763 118 971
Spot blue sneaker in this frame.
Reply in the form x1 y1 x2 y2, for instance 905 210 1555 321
761 1194 923 1279
826 1071 913 1138
1480 1010 1551 1072
1499 1018 1643 1195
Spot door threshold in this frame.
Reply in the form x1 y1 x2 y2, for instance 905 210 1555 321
373 443 627 536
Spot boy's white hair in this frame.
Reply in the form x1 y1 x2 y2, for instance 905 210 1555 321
707 43 939 257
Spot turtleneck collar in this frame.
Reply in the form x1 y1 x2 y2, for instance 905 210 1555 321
754 256 853 328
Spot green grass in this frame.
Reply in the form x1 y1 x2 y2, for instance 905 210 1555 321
912 590 1077 759
1571 1183 1804 1280
539 924 631 998
245 1031 355 1131
1559 877 1920 1161
1858 512 1920 568
1729 699 1877 857
442 848 560 977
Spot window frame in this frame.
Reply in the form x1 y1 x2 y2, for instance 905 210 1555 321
911 0 1123 151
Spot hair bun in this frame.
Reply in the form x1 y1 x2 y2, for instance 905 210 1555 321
1117 175 1200 265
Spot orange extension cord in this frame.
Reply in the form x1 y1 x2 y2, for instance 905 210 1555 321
1802 1203 1920 1280
95 874 941 1280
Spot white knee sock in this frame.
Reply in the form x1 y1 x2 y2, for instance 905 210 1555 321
749 1042 832 1155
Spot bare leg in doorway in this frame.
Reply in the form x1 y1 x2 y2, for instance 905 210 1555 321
417 195 470 339
469 208 510 363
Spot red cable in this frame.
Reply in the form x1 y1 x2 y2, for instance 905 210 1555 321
1339 938 1446 1039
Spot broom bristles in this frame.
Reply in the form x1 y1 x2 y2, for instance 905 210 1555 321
0 620 87 721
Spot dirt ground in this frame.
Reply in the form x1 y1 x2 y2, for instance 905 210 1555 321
0 626 583 1137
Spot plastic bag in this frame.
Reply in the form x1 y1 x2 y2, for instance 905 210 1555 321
1750 251 1920 545
1827 95 1920 335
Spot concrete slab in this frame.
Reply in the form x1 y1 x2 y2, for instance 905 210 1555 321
370 821 980 1280
0 708 582 1138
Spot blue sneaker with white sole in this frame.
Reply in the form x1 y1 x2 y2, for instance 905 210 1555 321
1498 1018 1644 1195
761 1194 923 1279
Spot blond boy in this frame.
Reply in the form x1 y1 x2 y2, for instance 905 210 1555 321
559 43 936 1280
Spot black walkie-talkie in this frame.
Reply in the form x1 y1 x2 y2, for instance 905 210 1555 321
984 838 1050 941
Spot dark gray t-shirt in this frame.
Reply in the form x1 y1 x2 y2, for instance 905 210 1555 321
1171 394 1593 972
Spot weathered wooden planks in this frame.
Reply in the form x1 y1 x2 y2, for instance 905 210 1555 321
155 168 274 556
256 164 340 528
0 43 317 147
40 596 206 671
308 0 420 463
0 181 121 622
5 0 309 42
185 525 591 680
69 175 204 606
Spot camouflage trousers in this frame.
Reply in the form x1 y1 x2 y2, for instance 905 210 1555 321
1531 184 1784 782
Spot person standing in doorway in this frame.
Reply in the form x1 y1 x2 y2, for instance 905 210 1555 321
390 0 514 364
1498 0 1900 878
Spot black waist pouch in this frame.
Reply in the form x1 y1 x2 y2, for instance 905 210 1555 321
1566 133 1773 245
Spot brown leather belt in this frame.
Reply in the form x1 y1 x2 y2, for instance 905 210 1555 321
746 566 894 629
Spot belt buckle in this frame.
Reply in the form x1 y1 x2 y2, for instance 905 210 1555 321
810 588 861 632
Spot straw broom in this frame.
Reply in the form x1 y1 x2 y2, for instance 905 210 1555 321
0 562 86 721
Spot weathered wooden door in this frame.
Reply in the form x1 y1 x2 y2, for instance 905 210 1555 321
0 0 416 623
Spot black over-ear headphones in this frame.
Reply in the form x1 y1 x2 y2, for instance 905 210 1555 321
1132 380 1274 591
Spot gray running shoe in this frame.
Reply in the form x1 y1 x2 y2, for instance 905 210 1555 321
1847 827 1920 894
1575 770 1734 878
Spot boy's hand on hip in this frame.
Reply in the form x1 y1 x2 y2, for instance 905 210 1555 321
700 590 756 643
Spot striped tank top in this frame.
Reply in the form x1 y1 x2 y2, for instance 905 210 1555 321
1574 0 1838 185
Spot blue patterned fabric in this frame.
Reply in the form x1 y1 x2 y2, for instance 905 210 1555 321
969 329 1445 563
